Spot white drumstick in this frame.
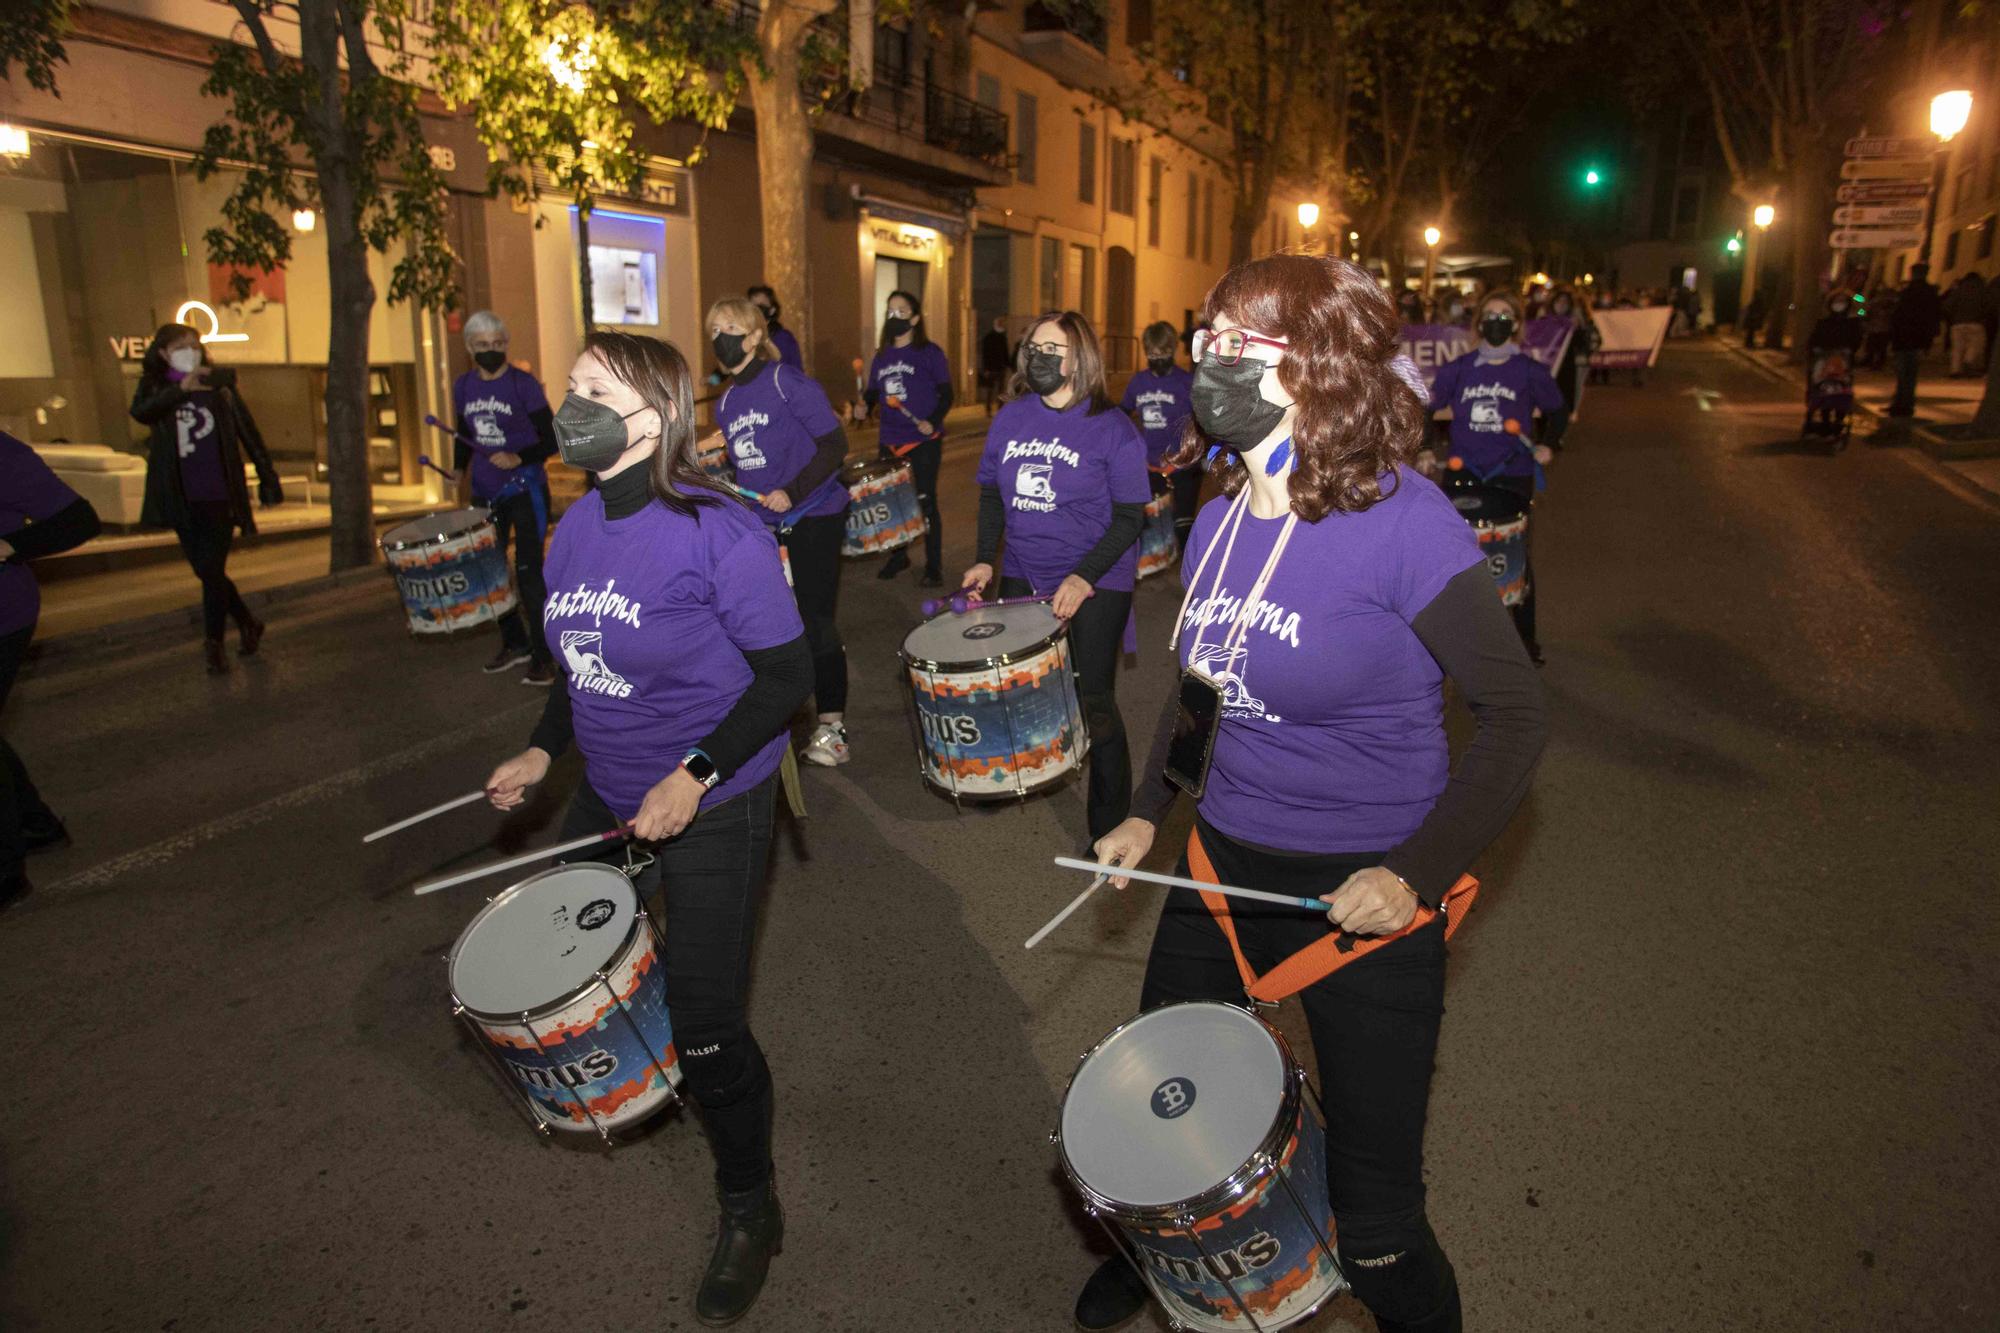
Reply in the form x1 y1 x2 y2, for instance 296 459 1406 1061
362 789 489 843
1052 856 1325 912
1024 856 1121 950
412 825 632 896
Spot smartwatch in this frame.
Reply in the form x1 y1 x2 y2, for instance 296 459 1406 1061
680 749 721 790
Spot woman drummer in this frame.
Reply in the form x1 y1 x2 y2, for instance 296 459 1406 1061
708 296 855 768
1421 289 1567 664
960 309 1150 843
484 330 812 1327
861 289 952 586
1074 255 1547 1333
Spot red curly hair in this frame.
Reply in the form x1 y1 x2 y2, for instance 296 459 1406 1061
1174 255 1423 518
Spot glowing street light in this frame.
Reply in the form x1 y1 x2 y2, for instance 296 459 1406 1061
0 123 27 158
1296 202 1320 230
292 208 317 233
1752 204 1774 230
1931 90 1973 143
1725 234 1742 254
1422 225 1442 248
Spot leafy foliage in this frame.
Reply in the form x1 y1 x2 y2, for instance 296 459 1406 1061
0 0 73 93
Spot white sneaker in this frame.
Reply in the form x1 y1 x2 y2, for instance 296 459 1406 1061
801 722 850 767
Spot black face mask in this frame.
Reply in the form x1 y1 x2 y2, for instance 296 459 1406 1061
472 349 508 373
553 393 651 473
1190 356 1286 447
1478 315 1517 347
1025 351 1068 396
882 316 912 340
712 332 748 370
1147 357 1174 376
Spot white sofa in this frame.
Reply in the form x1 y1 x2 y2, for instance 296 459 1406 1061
32 443 148 525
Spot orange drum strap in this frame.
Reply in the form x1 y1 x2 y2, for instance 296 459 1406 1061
1186 826 1479 1004
888 439 922 458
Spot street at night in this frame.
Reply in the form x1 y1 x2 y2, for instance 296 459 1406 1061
2 343 1994 1331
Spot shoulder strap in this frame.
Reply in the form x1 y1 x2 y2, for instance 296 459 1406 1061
772 363 791 403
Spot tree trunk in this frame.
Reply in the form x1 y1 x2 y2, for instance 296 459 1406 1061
1784 137 1833 363
320 164 379 572
749 4 828 358
576 200 595 333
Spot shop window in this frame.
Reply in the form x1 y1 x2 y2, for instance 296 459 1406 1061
1016 92 1038 184
1109 139 1136 216
1147 156 1164 248
1079 123 1097 205
1185 174 1199 258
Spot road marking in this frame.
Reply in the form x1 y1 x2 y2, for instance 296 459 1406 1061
1684 387 1722 411
42 704 539 893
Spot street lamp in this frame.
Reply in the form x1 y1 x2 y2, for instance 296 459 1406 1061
1920 90 1975 264
1297 202 1320 230
0 123 27 158
1753 204 1774 230
292 208 317 233
1421 226 1442 309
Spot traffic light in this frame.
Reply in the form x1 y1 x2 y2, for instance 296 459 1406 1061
1583 167 1602 187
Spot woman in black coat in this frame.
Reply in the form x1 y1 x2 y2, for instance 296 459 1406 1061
132 323 283 674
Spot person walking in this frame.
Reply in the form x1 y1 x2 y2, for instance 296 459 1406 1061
1887 262 1944 417
979 316 1010 416
131 323 283 674
1120 320 1199 546
453 311 558 686
1860 282 1893 369
0 432 102 910
747 285 804 372
861 290 952 586
1944 272 1988 376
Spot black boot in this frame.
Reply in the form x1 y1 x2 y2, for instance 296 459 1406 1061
1073 1253 1149 1331
695 1179 783 1326
203 639 229 675
877 549 911 580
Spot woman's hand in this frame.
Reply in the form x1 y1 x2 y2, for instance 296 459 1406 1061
1090 819 1156 888
1051 574 1094 619
1321 866 1420 936
634 767 706 842
485 747 551 810
760 490 794 514
492 451 521 470
1532 443 1554 466
961 562 994 597
916 420 938 438
181 366 210 392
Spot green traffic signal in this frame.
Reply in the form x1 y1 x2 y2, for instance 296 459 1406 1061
1584 168 1602 187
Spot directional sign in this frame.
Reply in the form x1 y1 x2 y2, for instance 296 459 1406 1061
1833 204 1928 227
1837 180 1931 203
1828 227 1925 249
1841 157 1933 181
1845 135 1933 158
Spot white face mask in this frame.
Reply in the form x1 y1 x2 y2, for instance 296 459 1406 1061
167 347 203 374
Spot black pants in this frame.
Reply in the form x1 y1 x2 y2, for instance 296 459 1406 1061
0 625 59 881
1001 576 1132 838
560 774 778 1193
490 488 552 666
780 511 847 714
174 500 251 642
1889 347 1922 417
1488 474 1538 653
1169 468 1205 548
1138 820 1460 1333
886 440 943 575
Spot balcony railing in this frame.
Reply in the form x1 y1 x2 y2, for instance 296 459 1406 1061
822 73 1010 170
1023 1 1108 52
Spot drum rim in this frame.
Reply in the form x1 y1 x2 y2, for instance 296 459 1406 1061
381 507 496 551
840 458 908 481
1053 1000 1306 1222
446 862 647 1021
899 618 1071 674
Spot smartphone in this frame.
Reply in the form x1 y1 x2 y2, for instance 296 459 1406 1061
1165 670 1223 799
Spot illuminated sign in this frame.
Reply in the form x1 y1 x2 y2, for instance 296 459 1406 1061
870 223 937 255
176 300 250 345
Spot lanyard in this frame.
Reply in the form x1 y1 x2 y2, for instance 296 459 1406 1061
1171 483 1299 671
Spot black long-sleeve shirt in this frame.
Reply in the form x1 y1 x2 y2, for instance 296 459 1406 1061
453 407 557 474
976 485 1146 587
4 498 101 562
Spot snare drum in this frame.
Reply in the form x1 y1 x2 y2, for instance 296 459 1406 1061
1442 481 1529 606
1136 492 1177 579
381 508 519 634
900 602 1088 803
697 430 732 483
447 863 681 1140
1057 1002 1345 1332
841 459 927 556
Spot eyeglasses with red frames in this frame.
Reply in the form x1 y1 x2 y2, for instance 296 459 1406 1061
1190 327 1290 366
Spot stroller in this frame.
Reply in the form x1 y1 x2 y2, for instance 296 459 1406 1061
1801 346 1854 451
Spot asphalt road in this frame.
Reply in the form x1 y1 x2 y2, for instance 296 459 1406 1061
2 341 1996 1331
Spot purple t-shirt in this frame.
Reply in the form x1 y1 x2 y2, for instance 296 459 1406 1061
1428 350 1564 481
541 491 804 822
718 362 847 527
768 325 804 372
454 366 550 502
976 395 1152 594
1174 468 1482 853
869 341 951 450
173 389 229 503
1119 366 1194 469
0 432 83 638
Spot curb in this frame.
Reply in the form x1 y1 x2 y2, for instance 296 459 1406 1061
1720 339 2000 455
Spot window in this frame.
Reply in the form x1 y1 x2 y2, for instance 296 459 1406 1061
1147 156 1164 247
1078 245 1097 317
976 73 1000 110
1185 173 1199 258
1945 229 1961 270
1201 177 1214 262
1981 214 1996 262
1016 92 1038 184
1079 122 1097 204
1041 235 1062 309
1128 0 1154 44
1109 139 1136 216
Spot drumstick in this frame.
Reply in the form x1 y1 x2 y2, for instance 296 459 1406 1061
416 454 458 484
1052 856 1325 911
422 413 471 441
362 789 487 843
1025 855 1121 949
921 584 984 617
725 481 766 503
412 825 632 896
885 395 936 437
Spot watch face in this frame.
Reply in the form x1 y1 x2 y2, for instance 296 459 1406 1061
683 752 719 788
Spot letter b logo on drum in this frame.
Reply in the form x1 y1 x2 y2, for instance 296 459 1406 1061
1151 1077 1196 1120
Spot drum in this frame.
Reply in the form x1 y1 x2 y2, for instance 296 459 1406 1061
1443 481 1530 606
381 508 518 634
697 430 732 483
1137 491 1177 579
841 459 927 556
1056 1002 1345 1333
900 601 1088 803
447 863 681 1140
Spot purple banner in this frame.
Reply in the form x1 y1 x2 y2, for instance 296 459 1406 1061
1397 317 1578 390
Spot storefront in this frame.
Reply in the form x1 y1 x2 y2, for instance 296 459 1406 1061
855 194 969 392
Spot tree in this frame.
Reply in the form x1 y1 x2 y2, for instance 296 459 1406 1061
0 0 72 92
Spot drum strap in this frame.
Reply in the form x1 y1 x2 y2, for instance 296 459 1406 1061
1186 827 1479 1004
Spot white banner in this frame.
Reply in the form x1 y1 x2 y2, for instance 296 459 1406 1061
1589 308 1673 370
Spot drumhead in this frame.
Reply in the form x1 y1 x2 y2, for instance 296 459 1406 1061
841 459 900 485
449 863 638 1017
902 602 1062 668
1060 1002 1286 1210
1443 482 1528 524
382 507 491 549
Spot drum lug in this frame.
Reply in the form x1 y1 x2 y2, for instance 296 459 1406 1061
1048 1129 1061 1147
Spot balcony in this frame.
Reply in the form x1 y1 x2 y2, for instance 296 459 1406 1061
1019 1 1109 84
815 68 1011 188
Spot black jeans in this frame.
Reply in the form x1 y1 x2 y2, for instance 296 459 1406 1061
490 488 551 666
1001 576 1132 838
780 511 847 714
1488 474 1538 653
1139 819 1459 1332
1888 347 1922 417
174 500 250 642
886 439 943 575
559 774 777 1193
0 625 59 881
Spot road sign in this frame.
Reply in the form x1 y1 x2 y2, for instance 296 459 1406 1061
1840 157 1933 181
1845 135 1932 158
1832 204 1928 227
1836 180 1931 203
1828 227 1925 249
